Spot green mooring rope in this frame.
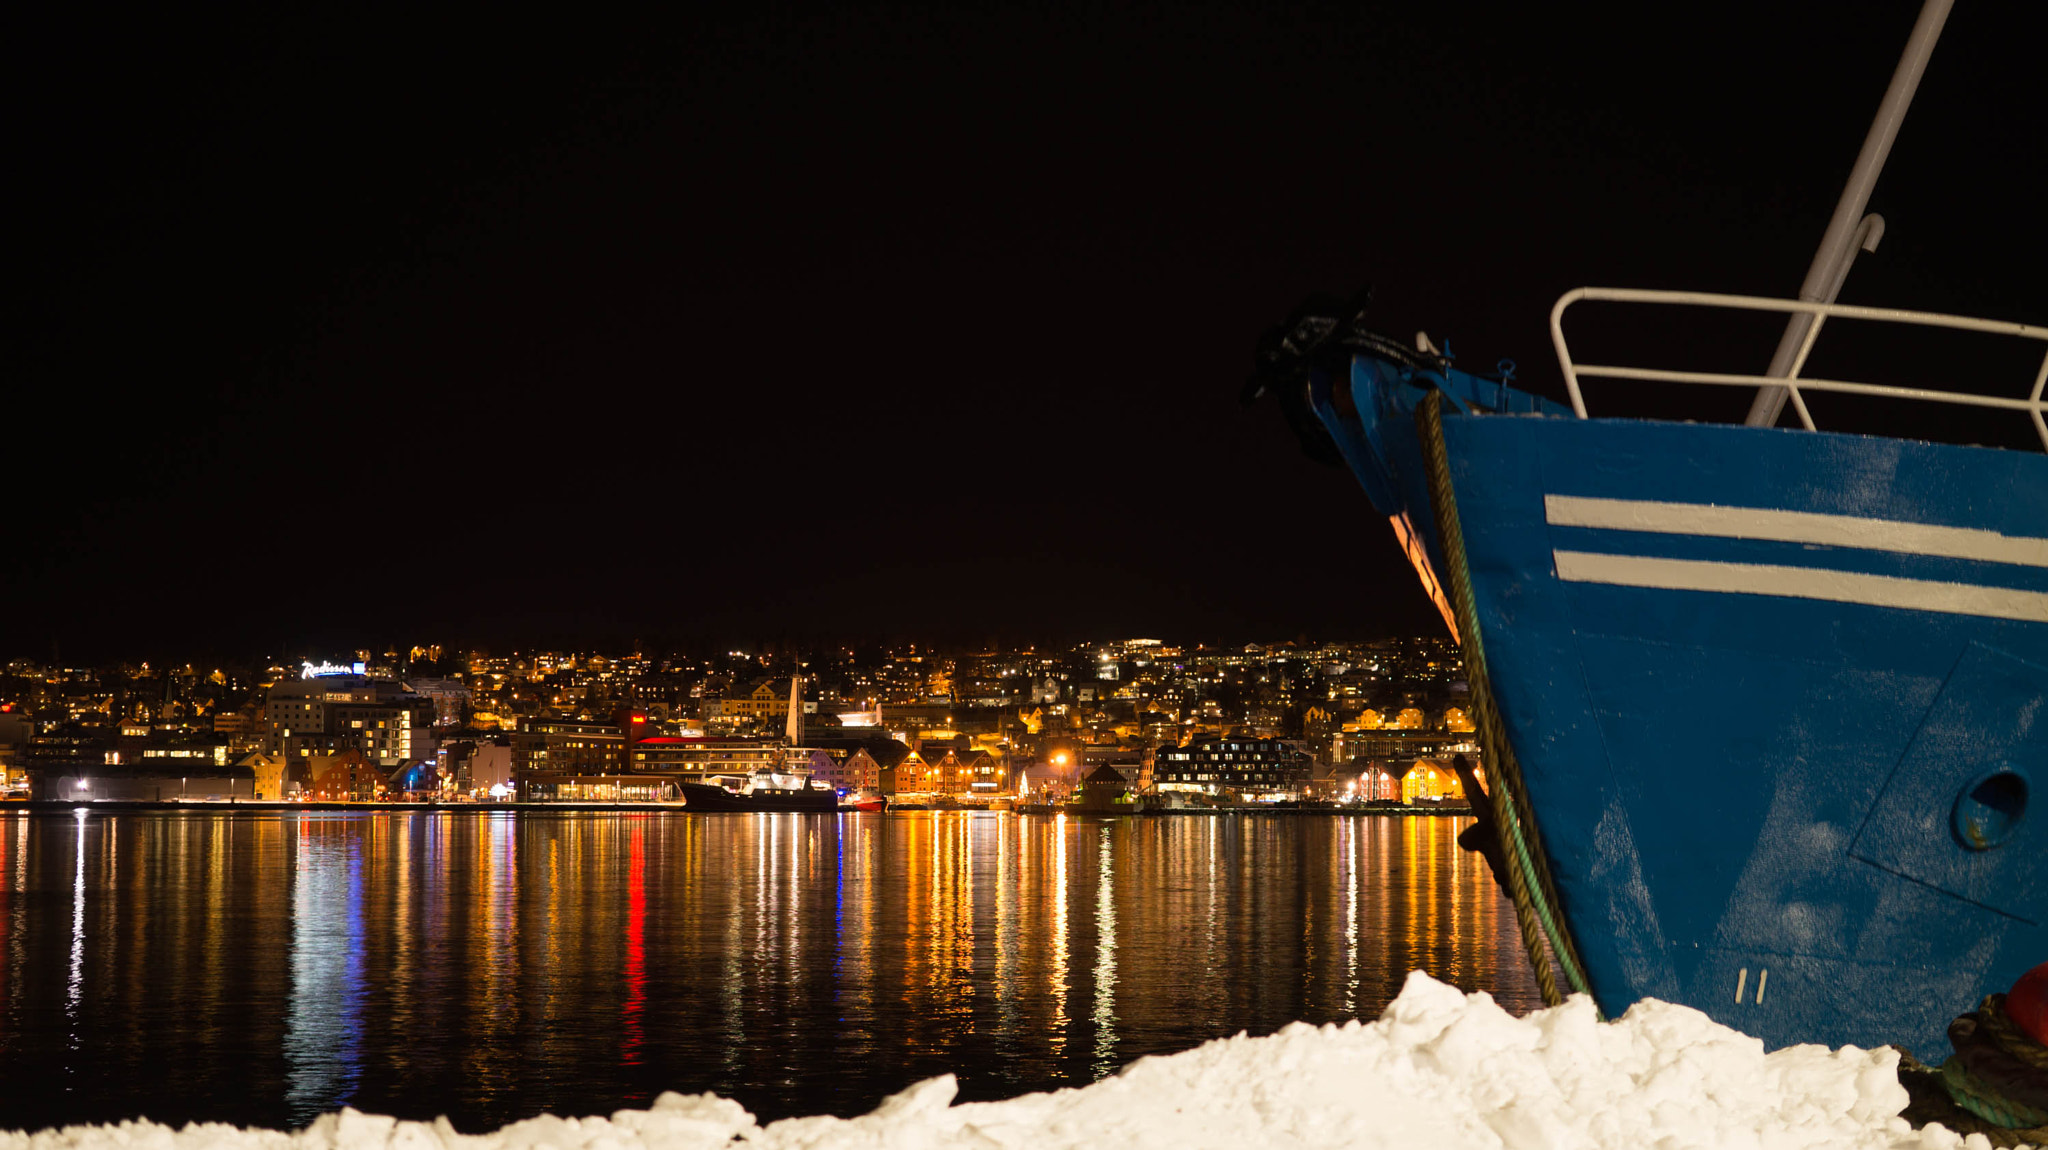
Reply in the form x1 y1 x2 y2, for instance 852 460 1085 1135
1417 391 1594 1008
1939 995 2048 1131
1942 1056 2048 1130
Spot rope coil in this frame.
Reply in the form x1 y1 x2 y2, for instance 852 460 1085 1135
1416 391 1592 1007
1942 994 2048 1130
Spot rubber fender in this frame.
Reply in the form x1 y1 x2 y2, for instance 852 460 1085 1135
2011 962 2048 1047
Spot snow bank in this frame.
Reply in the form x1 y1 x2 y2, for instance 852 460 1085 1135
0 972 2002 1150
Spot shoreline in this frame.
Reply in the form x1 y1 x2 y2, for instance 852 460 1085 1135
4 800 1474 817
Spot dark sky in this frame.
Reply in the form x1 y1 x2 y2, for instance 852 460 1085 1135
11 3 2043 661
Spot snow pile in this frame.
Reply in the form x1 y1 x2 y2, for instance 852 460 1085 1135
0 971 2005 1150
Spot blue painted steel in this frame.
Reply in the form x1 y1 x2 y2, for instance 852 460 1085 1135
1315 352 2046 1060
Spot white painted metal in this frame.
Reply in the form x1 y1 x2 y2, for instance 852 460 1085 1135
1542 495 2048 568
1746 0 1954 427
1550 551 2048 623
1548 286 2048 451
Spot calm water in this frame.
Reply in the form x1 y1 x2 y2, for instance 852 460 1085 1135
0 809 1536 1133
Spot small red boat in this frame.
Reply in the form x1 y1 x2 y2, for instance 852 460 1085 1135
838 789 888 813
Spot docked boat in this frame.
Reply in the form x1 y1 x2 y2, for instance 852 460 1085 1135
681 676 841 811
839 788 888 813
680 767 838 812
1252 0 2042 1061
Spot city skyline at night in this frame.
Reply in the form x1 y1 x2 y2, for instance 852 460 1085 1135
1 634 1477 805
11 4 2043 1143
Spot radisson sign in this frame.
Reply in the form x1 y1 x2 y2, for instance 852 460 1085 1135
301 660 367 679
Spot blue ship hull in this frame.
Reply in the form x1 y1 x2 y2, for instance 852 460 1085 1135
1313 353 2044 1059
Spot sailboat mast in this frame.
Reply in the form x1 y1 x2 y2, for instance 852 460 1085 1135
1745 0 1952 426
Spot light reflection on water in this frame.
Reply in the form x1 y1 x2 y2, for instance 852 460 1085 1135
1091 823 1118 1080
0 810 1536 1134
284 816 367 1118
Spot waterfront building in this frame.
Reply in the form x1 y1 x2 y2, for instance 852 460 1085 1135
444 737 513 798
1400 759 1465 804
1077 764 1132 811
518 718 624 773
1342 728 1477 770
237 751 287 800
509 717 629 799
33 764 256 801
264 672 435 767
959 748 1003 795
516 771 674 802
1017 762 1074 803
888 744 1000 796
518 732 800 801
1079 745 1145 793
1328 758 1405 802
811 737 913 793
624 736 778 779
1152 735 1313 800
785 747 840 788
306 749 389 802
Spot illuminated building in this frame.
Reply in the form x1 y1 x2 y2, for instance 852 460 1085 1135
1399 759 1464 804
1345 729 1476 768
810 737 913 793
210 709 264 753
1077 764 1132 811
404 678 470 727
34 765 255 801
306 749 389 802
238 751 287 799
467 740 513 796
1017 762 1074 803
1327 758 1405 802
1152 735 1312 800
889 744 1001 796
264 671 435 767
624 736 778 778
514 717 624 774
717 678 789 722
19 720 248 799
440 737 512 797
1079 745 1144 791
514 721 786 801
0 710 34 787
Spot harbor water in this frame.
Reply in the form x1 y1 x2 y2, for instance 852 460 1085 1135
0 809 1537 1134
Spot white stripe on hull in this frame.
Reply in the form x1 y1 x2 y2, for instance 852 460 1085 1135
1544 495 2048 568
1551 550 2048 623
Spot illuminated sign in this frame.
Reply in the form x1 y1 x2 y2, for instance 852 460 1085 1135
300 661 367 679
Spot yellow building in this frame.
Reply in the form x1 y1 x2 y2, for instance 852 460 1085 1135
720 678 788 721
238 751 286 800
1347 709 1385 730
1401 759 1464 803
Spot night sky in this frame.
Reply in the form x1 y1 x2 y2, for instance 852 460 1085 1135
13 3 2043 661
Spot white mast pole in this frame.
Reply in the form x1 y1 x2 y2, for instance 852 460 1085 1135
1745 0 1952 427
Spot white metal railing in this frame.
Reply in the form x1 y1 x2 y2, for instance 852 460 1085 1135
1548 287 2048 451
